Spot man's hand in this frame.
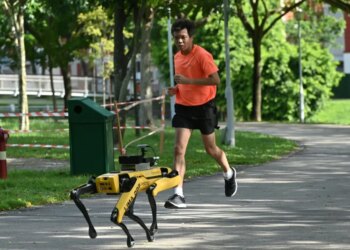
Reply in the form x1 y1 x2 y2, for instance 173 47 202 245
174 74 190 84
167 86 178 96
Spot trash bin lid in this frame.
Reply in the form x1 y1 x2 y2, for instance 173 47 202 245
68 98 114 123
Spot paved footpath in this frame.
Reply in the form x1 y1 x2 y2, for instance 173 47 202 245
1 123 350 249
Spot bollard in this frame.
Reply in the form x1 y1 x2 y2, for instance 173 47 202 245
0 127 9 179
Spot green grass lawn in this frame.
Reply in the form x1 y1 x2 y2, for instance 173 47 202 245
309 99 350 125
0 118 298 211
2 98 350 211
0 170 88 211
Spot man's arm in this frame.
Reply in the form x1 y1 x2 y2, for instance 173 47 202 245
174 72 220 86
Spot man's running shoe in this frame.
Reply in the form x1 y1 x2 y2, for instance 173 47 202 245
225 167 237 197
164 194 187 209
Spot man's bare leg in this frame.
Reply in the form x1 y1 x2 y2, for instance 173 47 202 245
202 132 237 197
164 128 192 208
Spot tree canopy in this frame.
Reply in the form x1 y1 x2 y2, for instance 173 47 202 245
0 0 349 124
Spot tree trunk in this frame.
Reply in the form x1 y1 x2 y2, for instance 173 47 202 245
251 38 262 122
18 11 29 130
140 7 154 127
113 0 127 102
3 1 29 130
117 1 144 103
113 0 128 142
61 65 72 111
48 56 57 111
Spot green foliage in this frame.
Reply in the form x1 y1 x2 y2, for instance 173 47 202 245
151 1 223 88
0 0 347 123
25 0 92 68
232 3 344 121
151 1 344 122
199 11 253 120
294 42 342 113
150 17 169 85
261 42 298 121
286 4 346 48
0 11 14 62
322 0 350 12
74 5 114 78
261 24 342 121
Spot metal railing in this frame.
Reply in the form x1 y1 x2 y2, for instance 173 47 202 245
0 74 112 98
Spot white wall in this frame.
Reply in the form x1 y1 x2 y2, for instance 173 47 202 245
344 53 350 74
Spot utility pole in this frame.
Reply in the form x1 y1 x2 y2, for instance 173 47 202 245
296 7 305 123
223 0 235 146
167 8 175 118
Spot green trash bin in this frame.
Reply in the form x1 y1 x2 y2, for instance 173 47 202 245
68 98 115 175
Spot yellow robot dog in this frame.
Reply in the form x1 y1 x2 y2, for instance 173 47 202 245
70 146 180 248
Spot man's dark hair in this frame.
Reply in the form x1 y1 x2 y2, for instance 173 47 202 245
171 19 195 37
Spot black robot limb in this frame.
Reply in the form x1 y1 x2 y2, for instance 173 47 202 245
69 177 98 239
70 167 181 248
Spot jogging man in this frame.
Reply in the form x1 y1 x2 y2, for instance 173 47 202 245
165 18 237 209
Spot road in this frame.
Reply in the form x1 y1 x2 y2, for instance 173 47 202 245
1 122 350 249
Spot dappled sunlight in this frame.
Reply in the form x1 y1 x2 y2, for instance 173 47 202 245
1 123 350 249
240 177 303 184
0 236 11 240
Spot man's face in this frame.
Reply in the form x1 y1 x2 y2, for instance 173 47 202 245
173 28 193 55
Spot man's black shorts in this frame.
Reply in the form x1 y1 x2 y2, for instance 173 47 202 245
172 99 219 135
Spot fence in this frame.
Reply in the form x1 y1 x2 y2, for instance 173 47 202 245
0 74 111 98
2 94 166 154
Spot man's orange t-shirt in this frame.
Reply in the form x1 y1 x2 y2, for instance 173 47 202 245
174 45 218 106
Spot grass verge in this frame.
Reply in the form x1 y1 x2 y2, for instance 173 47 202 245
0 122 298 211
2 98 349 211
309 99 350 125
0 170 87 211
